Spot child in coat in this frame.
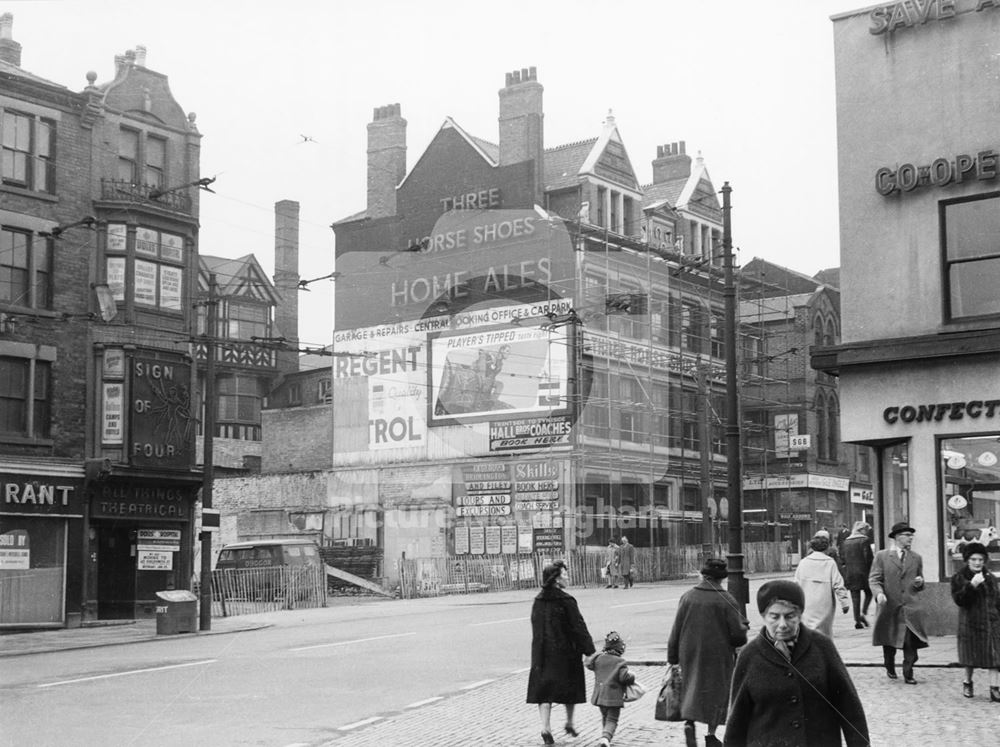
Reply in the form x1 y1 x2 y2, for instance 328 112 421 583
586 631 636 746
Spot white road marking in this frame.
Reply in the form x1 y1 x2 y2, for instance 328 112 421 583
470 617 527 626
404 696 444 708
460 678 495 690
289 631 416 651
338 717 383 731
610 599 672 609
37 659 217 688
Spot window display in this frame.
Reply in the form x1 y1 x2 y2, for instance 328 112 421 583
941 435 1000 576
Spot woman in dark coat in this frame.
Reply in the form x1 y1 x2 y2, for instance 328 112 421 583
840 521 874 629
667 558 749 747
726 580 869 747
950 541 1000 701
527 560 596 745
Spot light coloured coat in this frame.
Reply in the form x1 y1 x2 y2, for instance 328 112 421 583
794 551 849 636
868 548 929 648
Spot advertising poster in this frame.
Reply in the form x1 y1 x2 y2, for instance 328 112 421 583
0 530 30 570
454 526 469 554
429 324 568 424
106 223 127 253
136 227 159 257
485 526 502 554
159 266 183 311
533 527 564 554
490 415 572 452
102 382 124 445
137 550 173 570
134 260 157 305
501 525 518 554
469 525 485 554
106 257 126 301
160 232 184 262
454 462 512 518
774 412 798 459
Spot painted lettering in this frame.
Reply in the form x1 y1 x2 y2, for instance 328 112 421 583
870 0 957 35
883 399 1000 424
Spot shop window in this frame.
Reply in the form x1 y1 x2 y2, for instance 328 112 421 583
942 192 1000 321
878 441 910 541
0 517 65 625
941 435 1000 577
0 356 51 439
0 227 52 309
1 110 55 193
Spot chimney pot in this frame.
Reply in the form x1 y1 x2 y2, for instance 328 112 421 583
0 13 13 40
134 45 147 67
0 13 21 66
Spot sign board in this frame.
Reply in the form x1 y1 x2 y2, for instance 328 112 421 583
850 487 874 505
0 529 30 570
137 550 173 571
454 525 470 554
789 434 812 450
533 527 564 553
469 525 485 554
130 357 195 469
102 382 124 445
137 528 180 551
489 415 572 452
774 413 799 459
485 526 502 554
501 525 518 554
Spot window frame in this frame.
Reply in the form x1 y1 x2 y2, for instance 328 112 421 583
940 190 1000 322
1 109 56 193
0 355 52 440
0 226 53 310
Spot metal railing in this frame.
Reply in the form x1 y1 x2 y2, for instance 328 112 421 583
210 565 326 617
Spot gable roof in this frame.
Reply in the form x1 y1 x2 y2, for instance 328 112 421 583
199 254 280 304
543 138 597 191
398 117 497 189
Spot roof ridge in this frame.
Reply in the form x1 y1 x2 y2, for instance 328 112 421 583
545 137 598 152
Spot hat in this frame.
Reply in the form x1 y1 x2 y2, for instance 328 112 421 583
700 558 728 580
852 520 870 533
888 522 915 538
541 560 566 588
757 579 805 614
603 630 626 654
961 541 989 562
814 529 831 539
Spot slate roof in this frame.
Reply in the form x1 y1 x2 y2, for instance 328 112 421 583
0 58 65 88
543 138 597 191
199 254 279 303
641 180 687 210
739 292 817 323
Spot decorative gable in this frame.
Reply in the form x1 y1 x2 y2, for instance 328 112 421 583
592 138 640 190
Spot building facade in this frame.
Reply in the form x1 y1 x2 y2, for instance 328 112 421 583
816 1 1000 630
0 16 203 626
325 70 738 583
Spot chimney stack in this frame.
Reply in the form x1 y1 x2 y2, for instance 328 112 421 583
366 103 406 219
652 141 692 184
498 67 544 205
0 14 22 67
134 45 147 67
273 200 300 375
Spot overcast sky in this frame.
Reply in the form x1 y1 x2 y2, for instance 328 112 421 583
10 0 856 357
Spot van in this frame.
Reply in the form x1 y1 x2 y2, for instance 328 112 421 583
215 539 323 602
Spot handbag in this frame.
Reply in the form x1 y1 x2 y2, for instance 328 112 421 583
654 664 683 721
600 563 608 579
624 681 647 702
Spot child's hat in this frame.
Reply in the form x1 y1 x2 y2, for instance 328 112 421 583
604 630 625 652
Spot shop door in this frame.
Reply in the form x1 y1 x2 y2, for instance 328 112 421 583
97 524 135 619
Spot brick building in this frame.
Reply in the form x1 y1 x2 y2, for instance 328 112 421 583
0 16 203 626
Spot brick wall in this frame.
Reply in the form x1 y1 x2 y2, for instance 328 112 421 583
262 405 332 472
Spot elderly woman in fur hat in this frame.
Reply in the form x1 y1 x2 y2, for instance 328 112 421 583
667 558 748 747
951 541 1000 701
726 580 869 747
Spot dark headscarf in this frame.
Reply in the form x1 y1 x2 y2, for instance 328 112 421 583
541 560 567 588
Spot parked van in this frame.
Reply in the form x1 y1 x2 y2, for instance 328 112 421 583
215 539 323 602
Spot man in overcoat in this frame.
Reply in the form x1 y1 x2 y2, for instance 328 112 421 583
869 521 929 683
618 535 636 589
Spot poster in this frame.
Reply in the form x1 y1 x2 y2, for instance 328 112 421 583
137 550 173 571
106 257 126 301
136 227 159 257
454 525 469 555
501 525 518 554
485 525 502 554
469 525 485 554
106 223 127 252
134 260 158 306
160 232 184 262
0 529 30 570
159 266 183 311
102 382 124 444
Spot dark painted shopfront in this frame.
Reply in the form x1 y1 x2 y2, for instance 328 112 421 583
0 464 86 628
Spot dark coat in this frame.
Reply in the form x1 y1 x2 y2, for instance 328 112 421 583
668 580 748 728
868 548 929 648
526 586 596 704
586 651 635 707
725 626 869 747
951 566 1000 668
619 542 636 573
839 535 873 591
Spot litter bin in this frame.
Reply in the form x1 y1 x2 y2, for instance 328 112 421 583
155 590 198 634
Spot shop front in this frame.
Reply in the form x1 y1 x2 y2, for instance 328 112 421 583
86 478 198 620
0 462 85 628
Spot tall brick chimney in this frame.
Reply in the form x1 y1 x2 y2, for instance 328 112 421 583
652 141 691 184
0 14 22 67
366 103 406 219
273 200 300 375
498 67 544 204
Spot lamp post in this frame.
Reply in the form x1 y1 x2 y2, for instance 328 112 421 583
199 273 217 631
721 183 748 611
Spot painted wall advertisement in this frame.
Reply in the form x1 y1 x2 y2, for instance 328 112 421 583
129 357 195 469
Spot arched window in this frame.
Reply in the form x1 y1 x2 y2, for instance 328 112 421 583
815 392 828 461
814 315 825 347
823 318 836 346
827 393 840 461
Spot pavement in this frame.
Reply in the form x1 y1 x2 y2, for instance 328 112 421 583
4 581 1000 746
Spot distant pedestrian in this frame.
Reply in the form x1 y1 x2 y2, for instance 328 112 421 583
840 521 874 629
794 535 849 637
585 631 636 747
527 560 596 745
950 541 1000 701
618 536 636 589
835 523 851 551
667 558 748 747
605 540 621 589
813 528 842 568
726 580 870 747
869 521 929 684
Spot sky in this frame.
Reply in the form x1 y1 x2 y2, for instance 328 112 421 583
8 0 857 358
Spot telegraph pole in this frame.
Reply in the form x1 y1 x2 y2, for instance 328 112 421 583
722 183 747 611
199 274 217 631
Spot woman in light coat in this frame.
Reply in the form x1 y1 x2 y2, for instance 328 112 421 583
793 535 849 636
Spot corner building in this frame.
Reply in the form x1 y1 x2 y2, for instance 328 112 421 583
332 69 736 581
816 1 1000 631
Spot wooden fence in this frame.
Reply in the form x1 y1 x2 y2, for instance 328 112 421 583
210 565 326 617
398 542 790 599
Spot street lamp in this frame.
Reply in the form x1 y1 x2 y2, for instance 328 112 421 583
721 183 748 611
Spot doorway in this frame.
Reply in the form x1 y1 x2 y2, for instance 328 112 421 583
97 523 135 619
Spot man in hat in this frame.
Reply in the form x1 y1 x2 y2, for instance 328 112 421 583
869 521 929 684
